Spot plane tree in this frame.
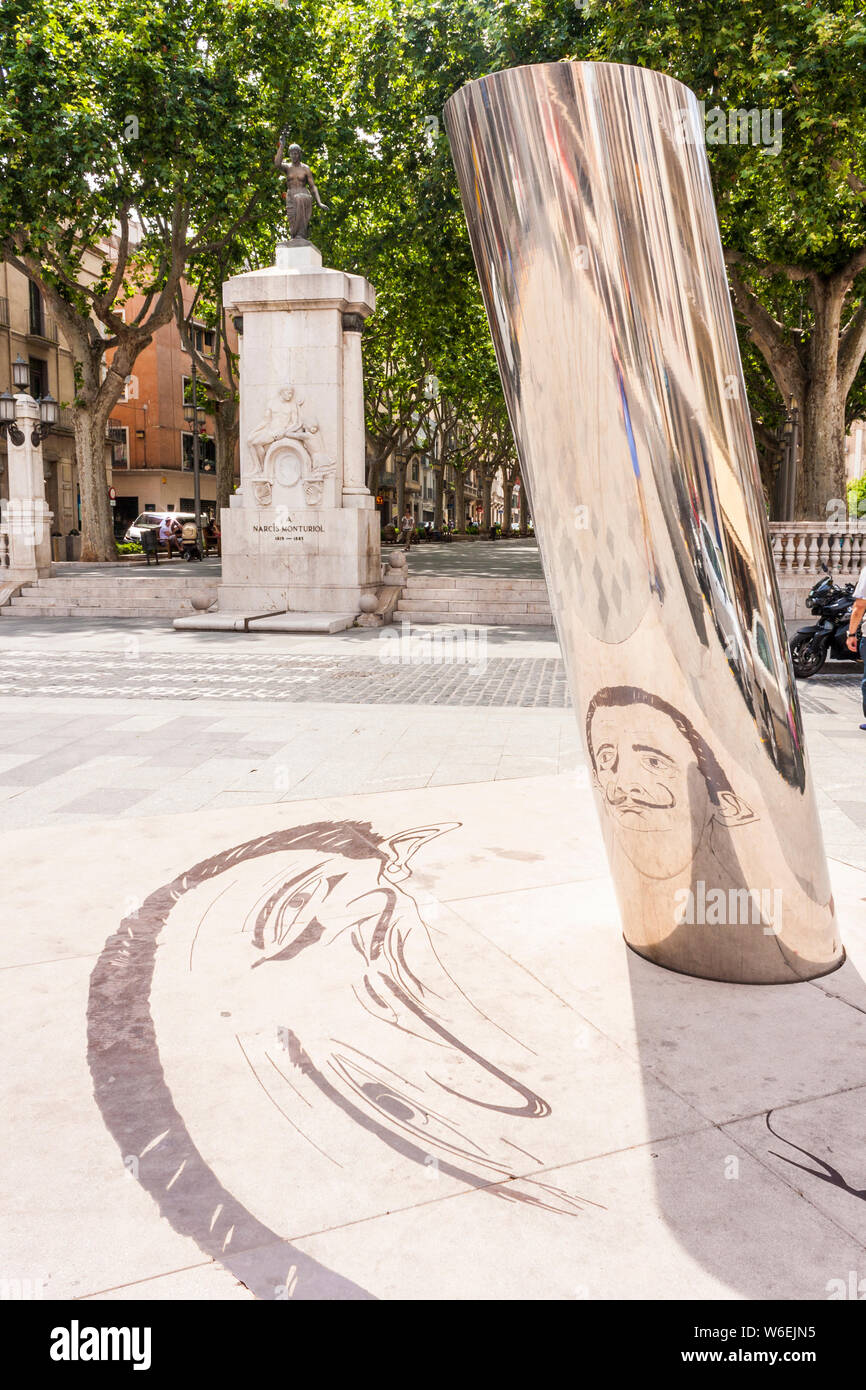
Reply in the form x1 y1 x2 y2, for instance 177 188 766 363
0 0 319 559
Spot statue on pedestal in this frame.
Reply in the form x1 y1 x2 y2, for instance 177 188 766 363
275 131 329 243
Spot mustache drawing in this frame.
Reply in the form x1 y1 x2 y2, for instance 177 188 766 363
89 817 603 1301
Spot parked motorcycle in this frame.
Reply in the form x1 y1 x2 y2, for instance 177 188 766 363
790 565 860 678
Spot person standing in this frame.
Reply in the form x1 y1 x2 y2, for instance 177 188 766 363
845 566 866 729
400 510 414 551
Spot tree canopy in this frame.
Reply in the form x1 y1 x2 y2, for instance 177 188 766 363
4 0 865 540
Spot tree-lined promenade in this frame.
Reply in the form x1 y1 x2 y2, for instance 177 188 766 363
3 0 866 559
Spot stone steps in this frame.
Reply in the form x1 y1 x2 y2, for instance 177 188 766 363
2 574 216 619
396 574 553 626
396 609 554 626
403 579 549 594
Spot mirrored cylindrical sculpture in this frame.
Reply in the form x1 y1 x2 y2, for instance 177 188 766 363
445 62 843 983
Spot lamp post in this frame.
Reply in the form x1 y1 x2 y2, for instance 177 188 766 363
183 363 203 546
0 355 57 581
0 355 59 447
784 401 800 522
772 399 800 522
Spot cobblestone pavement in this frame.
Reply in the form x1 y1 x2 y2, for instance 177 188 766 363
0 618 864 859
0 649 571 706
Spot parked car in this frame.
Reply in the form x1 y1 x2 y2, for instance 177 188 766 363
124 511 196 543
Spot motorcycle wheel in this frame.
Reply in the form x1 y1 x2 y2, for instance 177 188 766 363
790 634 826 679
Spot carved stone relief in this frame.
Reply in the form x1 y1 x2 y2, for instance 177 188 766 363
247 385 336 508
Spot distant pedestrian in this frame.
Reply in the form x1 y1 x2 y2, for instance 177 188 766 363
400 511 414 551
845 566 866 728
203 516 221 556
159 514 181 558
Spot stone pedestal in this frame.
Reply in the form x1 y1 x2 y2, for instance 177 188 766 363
215 243 378 624
0 395 53 587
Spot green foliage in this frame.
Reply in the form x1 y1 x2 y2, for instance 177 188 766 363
587 0 866 270
0 0 323 310
311 1 592 454
9 0 864 513
846 472 866 519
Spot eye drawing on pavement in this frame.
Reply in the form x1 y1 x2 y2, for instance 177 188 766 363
88 818 601 1299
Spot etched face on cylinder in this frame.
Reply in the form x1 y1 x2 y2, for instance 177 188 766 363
586 687 753 881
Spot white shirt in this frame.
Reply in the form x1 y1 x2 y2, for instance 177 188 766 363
854 567 866 601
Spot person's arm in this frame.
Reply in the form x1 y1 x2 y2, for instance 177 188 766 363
274 129 287 171
847 598 866 652
306 168 328 210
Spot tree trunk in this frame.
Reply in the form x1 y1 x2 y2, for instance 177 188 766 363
501 468 513 533
726 259 852 521
73 408 116 562
519 482 529 535
433 467 444 529
455 469 465 532
798 287 847 517
366 451 382 498
482 473 492 529
214 399 239 515
396 457 407 520
798 384 846 519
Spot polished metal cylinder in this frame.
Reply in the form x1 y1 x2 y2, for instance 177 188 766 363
445 62 842 983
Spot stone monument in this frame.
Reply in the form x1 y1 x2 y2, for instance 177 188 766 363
0 393 53 600
177 139 379 633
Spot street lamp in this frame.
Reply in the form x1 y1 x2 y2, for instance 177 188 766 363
12 355 29 390
0 357 60 447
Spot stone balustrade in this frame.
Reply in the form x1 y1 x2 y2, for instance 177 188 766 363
769 522 866 618
769 521 866 577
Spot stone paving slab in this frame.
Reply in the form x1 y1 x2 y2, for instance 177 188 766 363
3 774 866 1301
0 650 572 706
0 697 582 833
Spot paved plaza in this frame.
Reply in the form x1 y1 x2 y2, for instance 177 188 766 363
2 588 866 1301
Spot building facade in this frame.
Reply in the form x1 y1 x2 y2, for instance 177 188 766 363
107 283 239 535
0 260 81 542
1 257 240 546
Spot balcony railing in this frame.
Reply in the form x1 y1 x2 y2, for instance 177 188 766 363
106 418 125 442
28 316 59 343
0 298 8 328
769 521 866 578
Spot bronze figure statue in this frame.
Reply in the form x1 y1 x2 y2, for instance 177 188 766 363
275 130 328 243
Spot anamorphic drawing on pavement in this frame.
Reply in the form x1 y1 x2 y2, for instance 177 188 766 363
766 1112 866 1205
88 818 600 1300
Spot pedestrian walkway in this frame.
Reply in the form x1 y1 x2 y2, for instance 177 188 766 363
49 559 222 579
4 768 866 1300
397 537 544 579
3 576 866 1303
